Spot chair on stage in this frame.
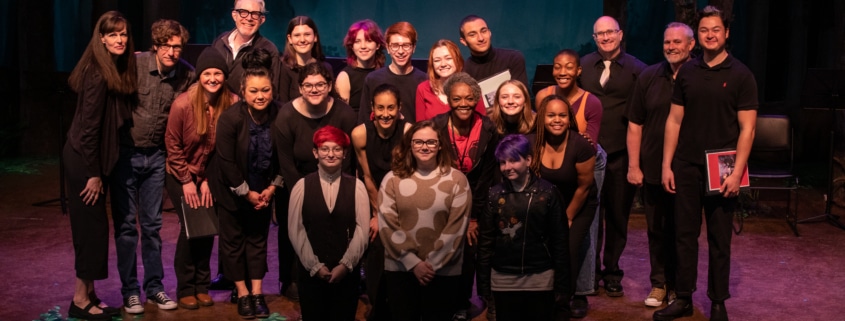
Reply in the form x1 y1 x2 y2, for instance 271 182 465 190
747 114 799 236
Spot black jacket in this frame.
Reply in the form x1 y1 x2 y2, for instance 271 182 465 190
432 112 501 219
477 173 570 297
209 101 281 212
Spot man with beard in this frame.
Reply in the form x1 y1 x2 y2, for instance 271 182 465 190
656 6 757 321
626 22 695 309
211 0 279 95
459 15 528 87
111 19 194 313
579 15 646 301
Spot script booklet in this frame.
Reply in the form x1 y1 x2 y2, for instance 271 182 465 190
181 196 218 239
705 149 750 196
478 70 512 108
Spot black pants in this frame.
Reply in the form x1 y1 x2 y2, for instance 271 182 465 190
672 159 734 301
63 144 110 280
569 194 597 297
164 174 215 298
493 290 555 321
597 150 637 282
276 187 297 290
460 240 477 310
384 271 463 321
218 203 272 281
365 237 389 321
297 264 360 321
644 182 676 290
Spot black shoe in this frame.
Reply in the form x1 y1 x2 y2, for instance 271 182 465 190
604 279 624 297
653 297 693 321
237 295 255 319
68 301 112 321
570 296 588 319
88 293 121 316
252 294 270 318
210 274 235 290
710 301 728 321
231 289 239 304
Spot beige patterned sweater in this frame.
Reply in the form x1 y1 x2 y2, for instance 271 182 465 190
378 167 471 276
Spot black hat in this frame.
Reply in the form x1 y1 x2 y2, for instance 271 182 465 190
195 47 228 79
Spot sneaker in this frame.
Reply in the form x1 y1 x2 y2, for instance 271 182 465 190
124 295 145 314
645 287 667 307
148 291 178 310
452 309 468 321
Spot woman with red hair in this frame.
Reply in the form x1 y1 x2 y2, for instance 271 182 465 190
335 19 386 115
288 125 370 320
415 39 485 121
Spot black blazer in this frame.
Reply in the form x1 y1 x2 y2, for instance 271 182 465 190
210 100 281 212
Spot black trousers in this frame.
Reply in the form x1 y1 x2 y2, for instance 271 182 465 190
63 143 110 280
384 271 463 321
644 182 677 290
164 174 215 298
569 195 597 297
218 202 272 281
672 159 734 301
364 237 389 321
276 187 297 290
460 240 477 309
297 264 361 321
493 290 555 321
597 150 637 281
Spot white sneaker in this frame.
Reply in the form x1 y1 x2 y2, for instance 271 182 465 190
148 291 178 310
644 287 667 307
124 295 145 314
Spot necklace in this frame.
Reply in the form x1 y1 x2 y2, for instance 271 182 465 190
449 116 475 173
247 107 262 124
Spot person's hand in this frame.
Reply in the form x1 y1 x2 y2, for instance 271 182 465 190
258 186 274 208
199 181 213 208
579 132 595 147
720 174 741 198
627 166 643 187
662 167 676 194
369 215 379 243
182 181 200 209
466 220 478 246
247 191 265 210
328 265 348 283
568 218 573 228
81 177 104 206
412 261 435 286
316 266 331 282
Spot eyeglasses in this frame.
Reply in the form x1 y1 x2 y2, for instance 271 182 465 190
411 139 439 149
301 82 329 91
233 8 265 19
593 29 620 38
388 43 413 52
157 44 183 53
318 146 344 155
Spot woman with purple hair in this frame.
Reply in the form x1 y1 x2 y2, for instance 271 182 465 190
478 134 570 321
335 19 386 115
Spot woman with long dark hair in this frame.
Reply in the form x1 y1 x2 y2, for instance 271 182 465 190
164 47 237 309
277 16 333 103
64 10 136 320
210 49 282 319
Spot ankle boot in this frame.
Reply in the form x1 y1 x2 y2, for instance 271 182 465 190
653 297 693 320
710 301 728 321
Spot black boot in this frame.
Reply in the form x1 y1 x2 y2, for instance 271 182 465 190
237 295 255 319
710 301 728 321
653 297 693 320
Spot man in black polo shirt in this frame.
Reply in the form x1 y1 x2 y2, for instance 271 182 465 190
627 22 695 309
459 15 528 86
580 15 647 301
655 6 757 321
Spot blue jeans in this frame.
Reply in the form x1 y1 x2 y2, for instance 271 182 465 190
110 147 166 298
575 145 605 295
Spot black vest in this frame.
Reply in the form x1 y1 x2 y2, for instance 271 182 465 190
301 171 357 268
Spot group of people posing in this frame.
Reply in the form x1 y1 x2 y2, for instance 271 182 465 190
62 1 756 321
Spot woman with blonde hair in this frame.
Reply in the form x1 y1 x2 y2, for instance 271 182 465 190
488 80 535 135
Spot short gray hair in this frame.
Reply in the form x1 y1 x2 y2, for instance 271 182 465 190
443 72 481 103
666 22 694 40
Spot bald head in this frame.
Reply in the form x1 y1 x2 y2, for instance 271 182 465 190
592 16 623 59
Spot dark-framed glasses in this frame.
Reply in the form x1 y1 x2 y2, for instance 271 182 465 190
593 29 620 38
411 139 439 149
388 43 413 52
301 82 329 91
233 8 265 19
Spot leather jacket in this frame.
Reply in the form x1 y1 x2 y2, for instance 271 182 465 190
477 173 570 297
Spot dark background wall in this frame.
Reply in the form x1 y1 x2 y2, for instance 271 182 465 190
1 0 844 161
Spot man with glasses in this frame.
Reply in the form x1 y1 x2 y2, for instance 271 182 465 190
578 16 646 312
211 0 279 95
357 21 426 124
111 19 195 314
459 15 528 87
